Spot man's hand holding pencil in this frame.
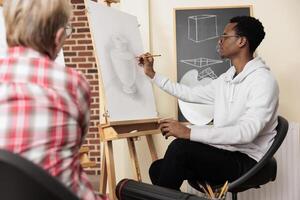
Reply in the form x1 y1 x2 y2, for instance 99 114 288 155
137 52 161 79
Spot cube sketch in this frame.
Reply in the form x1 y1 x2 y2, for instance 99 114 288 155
188 15 218 43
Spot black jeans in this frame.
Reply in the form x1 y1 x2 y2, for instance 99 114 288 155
149 139 257 190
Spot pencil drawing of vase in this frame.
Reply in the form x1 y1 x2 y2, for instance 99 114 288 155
110 35 137 94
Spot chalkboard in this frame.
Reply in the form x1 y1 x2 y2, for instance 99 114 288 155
174 6 252 124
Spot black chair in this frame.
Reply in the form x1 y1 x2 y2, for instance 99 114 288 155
188 115 289 200
0 149 80 200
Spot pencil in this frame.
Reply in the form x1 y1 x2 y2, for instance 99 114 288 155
199 184 211 198
218 181 228 198
206 183 215 198
136 54 162 58
145 54 161 58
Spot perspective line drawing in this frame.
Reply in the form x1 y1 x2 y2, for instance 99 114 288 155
180 57 223 69
197 67 217 80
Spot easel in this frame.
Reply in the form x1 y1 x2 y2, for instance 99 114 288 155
99 119 160 200
102 0 120 7
86 1 160 199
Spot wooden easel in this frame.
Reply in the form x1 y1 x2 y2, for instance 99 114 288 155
103 0 120 7
86 1 160 199
98 119 160 200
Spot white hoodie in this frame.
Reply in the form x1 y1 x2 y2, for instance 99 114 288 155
152 57 279 161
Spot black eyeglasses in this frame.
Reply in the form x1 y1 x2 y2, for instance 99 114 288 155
64 24 73 38
218 34 240 43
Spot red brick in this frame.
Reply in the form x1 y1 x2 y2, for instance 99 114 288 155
77 5 85 10
89 127 99 132
72 57 86 62
89 139 100 144
77 16 88 21
77 28 90 33
72 34 86 39
78 63 92 68
86 134 95 138
78 51 93 56
78 40 92 44
88 146 95 150
89 80 99 85
88 57 96 62
63 46 70 51
64 40 76 45
71 0 84 4
64 52 77 56
85 75 93 79
72 22 86 27
73 10 85 16
72 46 85 51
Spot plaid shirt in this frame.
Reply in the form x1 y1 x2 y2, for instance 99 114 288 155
0 47 101 200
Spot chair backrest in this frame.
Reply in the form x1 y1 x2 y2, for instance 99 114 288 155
228 115 289 190
0 149 80 200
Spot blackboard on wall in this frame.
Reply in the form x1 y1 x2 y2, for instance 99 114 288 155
174 6 252 124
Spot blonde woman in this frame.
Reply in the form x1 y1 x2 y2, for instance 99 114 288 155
0 1 105 199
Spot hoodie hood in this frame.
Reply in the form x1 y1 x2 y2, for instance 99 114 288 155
224 57 270 103
224 57 270 84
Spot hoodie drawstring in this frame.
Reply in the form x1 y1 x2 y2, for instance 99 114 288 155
228 83 235 103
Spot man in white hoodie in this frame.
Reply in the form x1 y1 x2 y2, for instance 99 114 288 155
139 16 279 190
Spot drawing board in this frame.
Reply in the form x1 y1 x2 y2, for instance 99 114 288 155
86 0 157 123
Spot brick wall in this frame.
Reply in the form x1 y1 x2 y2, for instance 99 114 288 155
64 0 100 175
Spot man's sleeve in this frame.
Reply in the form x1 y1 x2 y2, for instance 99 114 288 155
152 73 217 105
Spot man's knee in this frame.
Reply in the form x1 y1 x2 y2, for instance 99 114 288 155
165 138 188 156
149 159 163 184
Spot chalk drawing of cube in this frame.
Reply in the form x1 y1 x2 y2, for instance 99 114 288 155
188 15 218 43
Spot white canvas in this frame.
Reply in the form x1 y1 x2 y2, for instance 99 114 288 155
86 0 157 122
0 7 65 65
120 0 150 51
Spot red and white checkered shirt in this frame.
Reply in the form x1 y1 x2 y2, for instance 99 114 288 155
0 46 102 200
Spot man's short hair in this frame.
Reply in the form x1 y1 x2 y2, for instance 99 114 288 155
230 16 265 53
3 0 72 57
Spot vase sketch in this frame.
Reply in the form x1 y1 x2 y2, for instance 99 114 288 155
110 35 137 94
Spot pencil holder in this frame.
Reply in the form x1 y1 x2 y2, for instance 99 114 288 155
201 189 227 200
202 193 227 200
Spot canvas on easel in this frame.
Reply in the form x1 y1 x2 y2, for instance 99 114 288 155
86 0 158 124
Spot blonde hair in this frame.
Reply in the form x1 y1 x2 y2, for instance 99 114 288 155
3 0 72 57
